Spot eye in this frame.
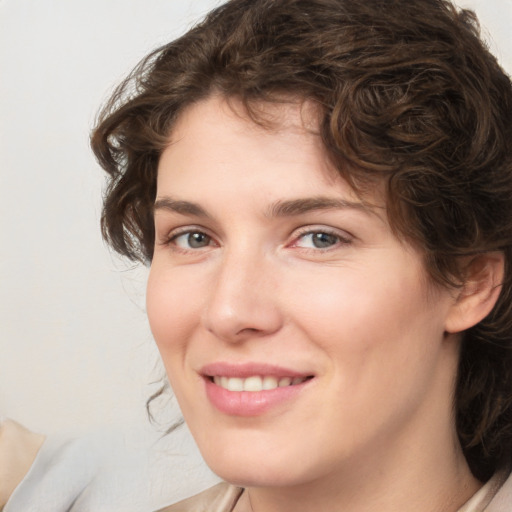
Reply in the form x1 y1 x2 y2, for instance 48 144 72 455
292 229 350 250
171 230 214 249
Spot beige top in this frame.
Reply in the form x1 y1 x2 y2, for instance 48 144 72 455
158 469 512 512
157 483 244 512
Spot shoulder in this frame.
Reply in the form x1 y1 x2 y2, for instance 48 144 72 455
156 482 243 512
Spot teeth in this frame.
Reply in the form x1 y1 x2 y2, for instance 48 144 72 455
212 375 308 392
244 376 263 391
227 377 244 391
278 377 292 387
262 376 278 390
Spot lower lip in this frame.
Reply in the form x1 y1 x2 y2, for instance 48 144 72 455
204 378 310 416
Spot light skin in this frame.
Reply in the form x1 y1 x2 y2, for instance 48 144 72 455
147 95 503 512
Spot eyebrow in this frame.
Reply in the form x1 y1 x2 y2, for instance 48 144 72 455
266 197 376 218
154 195 377 219
153 197 211 218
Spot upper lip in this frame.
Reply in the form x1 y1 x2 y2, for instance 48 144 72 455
200 362 313 379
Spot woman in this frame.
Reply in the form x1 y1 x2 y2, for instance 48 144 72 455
91 0 512 510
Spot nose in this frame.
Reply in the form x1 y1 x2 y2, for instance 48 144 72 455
201 250 283 343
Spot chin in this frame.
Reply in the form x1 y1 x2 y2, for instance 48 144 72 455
199 441 314 488
211 461 302 488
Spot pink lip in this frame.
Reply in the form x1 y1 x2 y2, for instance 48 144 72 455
200 362 314 417
200 362 311 379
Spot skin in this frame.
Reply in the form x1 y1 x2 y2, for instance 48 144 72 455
147 96 484 512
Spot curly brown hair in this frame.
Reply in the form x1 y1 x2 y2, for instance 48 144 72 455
91 0 512 480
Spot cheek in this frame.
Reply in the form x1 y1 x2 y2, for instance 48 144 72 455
288 260 442 361
146 266 202 360
285 265 450 438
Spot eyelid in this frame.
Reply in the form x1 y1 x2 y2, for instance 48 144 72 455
288 225 353 249
159 225 218 248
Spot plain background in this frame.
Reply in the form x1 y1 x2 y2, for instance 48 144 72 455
1 0 511 440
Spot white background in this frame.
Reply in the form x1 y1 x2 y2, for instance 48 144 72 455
1 0 511 438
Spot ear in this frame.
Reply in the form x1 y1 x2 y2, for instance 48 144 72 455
445 252 504 334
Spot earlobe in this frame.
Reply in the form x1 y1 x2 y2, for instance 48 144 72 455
444 252 505 334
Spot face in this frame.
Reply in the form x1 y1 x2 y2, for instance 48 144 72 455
147 96 460 488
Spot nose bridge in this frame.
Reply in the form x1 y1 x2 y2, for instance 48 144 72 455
202 244 281 341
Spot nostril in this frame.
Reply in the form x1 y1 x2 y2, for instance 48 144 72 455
236 327 260 335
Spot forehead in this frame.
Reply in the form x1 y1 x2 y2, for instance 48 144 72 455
168 95 324 154
158 95 384 211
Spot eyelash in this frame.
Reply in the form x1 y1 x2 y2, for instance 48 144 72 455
162 227 217 252
160 226 352 253
290 227 352 251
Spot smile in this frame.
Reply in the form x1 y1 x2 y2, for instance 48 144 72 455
212 375 310 392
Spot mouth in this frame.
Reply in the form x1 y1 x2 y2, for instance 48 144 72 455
209 375 312 392
200 363 314 416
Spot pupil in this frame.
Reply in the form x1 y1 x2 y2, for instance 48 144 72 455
313 233 337 248
188 232 209 248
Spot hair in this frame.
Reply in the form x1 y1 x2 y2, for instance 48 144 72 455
91 0 512 481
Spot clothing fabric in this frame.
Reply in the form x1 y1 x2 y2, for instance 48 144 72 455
457 470 511 511
1 419 219 512
0 419 45 510
158 469 512 512
156 483 243 512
